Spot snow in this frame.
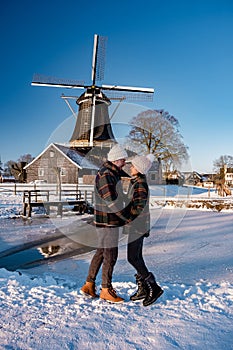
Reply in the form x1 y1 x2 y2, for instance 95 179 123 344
0 187 233 349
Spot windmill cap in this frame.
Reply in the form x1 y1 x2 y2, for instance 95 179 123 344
108 144 128 162
131 155 153 175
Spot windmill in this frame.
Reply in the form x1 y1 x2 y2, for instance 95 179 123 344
31 34 154 153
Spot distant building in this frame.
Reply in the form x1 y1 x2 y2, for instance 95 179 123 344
183 171 205 186
222 165 233 186
183 171 216 187
147 160 163 185
165 170 185 185
0 175 16 183
202 181 214 188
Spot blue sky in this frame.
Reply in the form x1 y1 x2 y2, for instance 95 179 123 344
1 0 233 173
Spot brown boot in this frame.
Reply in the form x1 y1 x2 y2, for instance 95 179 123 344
100 286 124 303
80 281 98 298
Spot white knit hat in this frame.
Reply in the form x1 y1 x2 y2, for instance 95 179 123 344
107 144 128 162
131 155 152 175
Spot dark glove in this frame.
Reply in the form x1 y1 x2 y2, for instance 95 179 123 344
143 230 150 238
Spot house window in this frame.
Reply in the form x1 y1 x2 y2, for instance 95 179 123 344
38 168 44 176
150 173 156 181
50 150 55 158
61 168 66 176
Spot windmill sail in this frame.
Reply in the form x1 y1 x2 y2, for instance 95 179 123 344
31 34 154 149
92 35 107 84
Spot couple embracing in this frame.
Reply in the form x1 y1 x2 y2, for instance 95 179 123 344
81 144 163 306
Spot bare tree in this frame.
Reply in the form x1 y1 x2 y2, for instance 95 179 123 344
3 160 15 176
18 154 34 164
213 155 233 173
127 109 189 171
3 154 34 182
11 162 27 183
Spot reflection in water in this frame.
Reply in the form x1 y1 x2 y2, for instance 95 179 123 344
0 248 44 271
38 245 61 257
0 234 94 272
0 216 98 272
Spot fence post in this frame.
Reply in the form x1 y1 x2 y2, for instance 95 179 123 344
57 203 63 216
28 204 32 217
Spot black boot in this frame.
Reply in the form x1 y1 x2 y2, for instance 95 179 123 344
143 272 163 307
130 274 147 301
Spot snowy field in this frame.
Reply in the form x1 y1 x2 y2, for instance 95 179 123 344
0 187 233 349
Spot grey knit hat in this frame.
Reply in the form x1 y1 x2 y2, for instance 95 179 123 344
131 155 153 174
107 144 128 162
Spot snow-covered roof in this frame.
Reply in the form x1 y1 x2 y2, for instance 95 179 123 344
24 143 98 170
54 144 98 170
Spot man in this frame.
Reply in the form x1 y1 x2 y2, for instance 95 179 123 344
81 144 128 303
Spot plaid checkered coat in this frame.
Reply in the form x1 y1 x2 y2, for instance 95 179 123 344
123 173 150 236
94 161 127 227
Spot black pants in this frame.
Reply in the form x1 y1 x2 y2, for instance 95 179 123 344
86 227 119 288
127 234 149 279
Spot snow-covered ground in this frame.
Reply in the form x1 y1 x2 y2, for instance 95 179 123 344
0 187 233 349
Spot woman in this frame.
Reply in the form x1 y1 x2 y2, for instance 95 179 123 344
124 155 163 306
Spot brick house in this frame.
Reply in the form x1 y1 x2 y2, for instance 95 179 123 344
24 143 98 184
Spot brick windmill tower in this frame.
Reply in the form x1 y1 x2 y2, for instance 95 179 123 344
32 34 154 155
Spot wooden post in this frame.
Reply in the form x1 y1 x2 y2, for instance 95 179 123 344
44 203 50 215
23 203 27 216
57 203 63 216
28 191 31 205
28 204 32 217
53 167 62 201
22 190 27 216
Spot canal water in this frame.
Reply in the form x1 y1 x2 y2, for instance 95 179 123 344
0 216 96 272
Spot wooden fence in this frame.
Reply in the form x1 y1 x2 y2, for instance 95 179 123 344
22 188 94 217
0 183 94 195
